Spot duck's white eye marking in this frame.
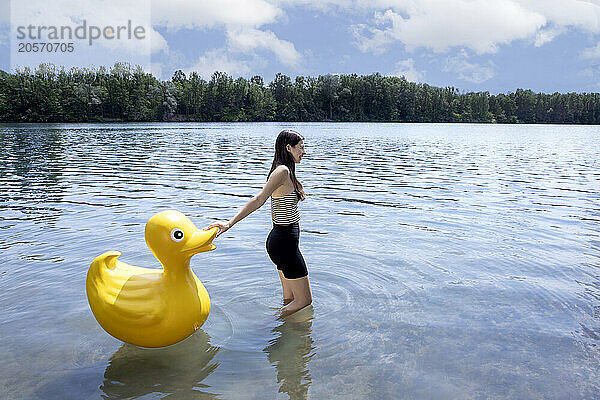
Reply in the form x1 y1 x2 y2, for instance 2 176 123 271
170 228 184 242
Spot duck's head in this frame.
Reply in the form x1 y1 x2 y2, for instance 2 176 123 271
145 210 218 269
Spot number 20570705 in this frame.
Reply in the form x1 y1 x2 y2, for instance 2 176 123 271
18 42 74 52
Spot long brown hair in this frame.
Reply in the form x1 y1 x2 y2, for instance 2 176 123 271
267 129 305 200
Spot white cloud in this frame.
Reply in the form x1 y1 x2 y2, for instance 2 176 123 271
391 58 422 82
149 30 169 54
146 62 164 80
582 42 600 59
147 48 188 79
282 0 600 54
533 26 565 47
353 1 547 55
185 48 253 79
443 49 496 83
149 1 302 70
150 0 281 31
226 27 301 67
350 23 392 55
517 0 600 33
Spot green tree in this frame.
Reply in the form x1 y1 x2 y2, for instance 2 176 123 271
318 74 341 120
1 63 599 124
269 73 296 121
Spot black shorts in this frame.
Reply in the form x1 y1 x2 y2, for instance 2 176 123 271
266 222 308 279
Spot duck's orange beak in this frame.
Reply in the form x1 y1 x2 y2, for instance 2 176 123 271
181 227 218 255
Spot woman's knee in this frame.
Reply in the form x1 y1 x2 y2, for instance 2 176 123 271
304 290 312 304
305 296 312 307
296 291 312 307
288 276 311 302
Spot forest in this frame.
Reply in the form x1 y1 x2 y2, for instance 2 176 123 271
0 62 598 124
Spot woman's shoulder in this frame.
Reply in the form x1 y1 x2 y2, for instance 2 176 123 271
268 164 290 185
272 164 291 175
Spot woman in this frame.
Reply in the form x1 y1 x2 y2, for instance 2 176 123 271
205 129 312 317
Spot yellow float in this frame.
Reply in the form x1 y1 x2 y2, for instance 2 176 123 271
86 210 218 348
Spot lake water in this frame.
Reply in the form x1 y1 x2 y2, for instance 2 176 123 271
0 122 599 399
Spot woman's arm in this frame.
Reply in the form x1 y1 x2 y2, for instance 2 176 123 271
206 166 288 237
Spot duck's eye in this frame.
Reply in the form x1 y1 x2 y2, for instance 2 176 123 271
170 228 184 242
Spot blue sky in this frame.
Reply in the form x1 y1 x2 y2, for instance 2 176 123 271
1 0 600 94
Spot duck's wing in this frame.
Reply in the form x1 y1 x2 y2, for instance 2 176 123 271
87 251 166 327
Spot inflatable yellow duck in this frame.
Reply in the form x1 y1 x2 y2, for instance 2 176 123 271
86 210 218 348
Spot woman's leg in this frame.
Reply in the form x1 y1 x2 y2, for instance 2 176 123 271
278 270 294 305
279 276 312 318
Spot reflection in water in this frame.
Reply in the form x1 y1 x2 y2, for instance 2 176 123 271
263 307 315 400
0 128 67 226
101 329 220 399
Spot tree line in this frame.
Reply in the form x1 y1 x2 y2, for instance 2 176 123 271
0 62 598 124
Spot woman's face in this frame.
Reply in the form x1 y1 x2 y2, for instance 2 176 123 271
288 140 306 163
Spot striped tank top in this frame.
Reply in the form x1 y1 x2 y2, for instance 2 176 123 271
271 191 300 225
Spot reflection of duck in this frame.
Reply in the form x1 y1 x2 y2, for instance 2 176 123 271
86 210 218 348
263 306 315 400
101 329 220 399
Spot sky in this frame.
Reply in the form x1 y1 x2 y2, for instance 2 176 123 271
1 0 600 94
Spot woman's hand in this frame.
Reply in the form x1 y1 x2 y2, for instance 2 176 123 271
204 221 231 238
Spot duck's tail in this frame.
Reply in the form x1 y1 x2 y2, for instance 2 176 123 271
87 251 123 305
96 251 121 270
